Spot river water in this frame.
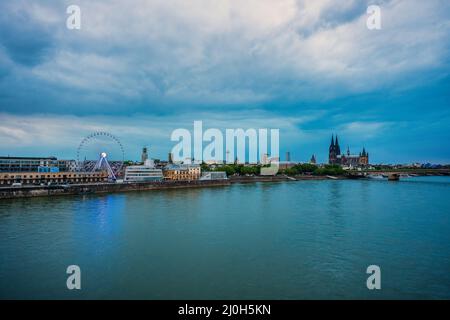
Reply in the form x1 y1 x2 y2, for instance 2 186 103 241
0 176 449 299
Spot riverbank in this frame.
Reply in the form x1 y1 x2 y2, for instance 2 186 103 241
0 175 340 199
1 172 445 199
0 180 231 200
228 175 337 183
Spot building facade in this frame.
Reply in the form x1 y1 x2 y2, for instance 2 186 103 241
0 171 108 185
285 152 291 162
141 147 148 163
124 160 163 182
163 164 201 181
199 171 228 180
328 135 369 166
0 156 76 173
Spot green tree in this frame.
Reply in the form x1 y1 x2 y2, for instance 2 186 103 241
200 162 210 172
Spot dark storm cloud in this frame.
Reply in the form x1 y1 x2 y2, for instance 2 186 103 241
0 4 56 66
0 0 449 163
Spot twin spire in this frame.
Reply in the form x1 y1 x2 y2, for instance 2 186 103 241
330 134 368 157
330 134 340 146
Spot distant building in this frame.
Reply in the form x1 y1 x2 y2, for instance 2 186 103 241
0 156 76 173
310 154 316 164
328 134 369 166
124 159 163 182
0 171 108 186
153 159 168 169
141 147 148 163
168 152 173 164
38 166 60 173
199 171 228 180
163 164 201 181
278 162 296 170
285 152 291 162
204 159 223 165
358 147 369 165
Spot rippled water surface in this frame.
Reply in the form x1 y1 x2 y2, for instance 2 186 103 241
1 176 449 299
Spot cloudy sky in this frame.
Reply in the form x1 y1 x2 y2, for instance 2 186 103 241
0 0 449 163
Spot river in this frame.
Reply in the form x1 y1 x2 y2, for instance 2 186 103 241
0 176 449 299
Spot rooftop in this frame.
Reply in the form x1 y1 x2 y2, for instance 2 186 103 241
0 156 57 160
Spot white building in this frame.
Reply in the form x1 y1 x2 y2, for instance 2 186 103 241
124 160 163 182
200 171 228 180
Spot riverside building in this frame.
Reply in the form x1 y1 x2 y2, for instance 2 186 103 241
0 156 76 173
199 171 228 180
163 164 201 181
0 171 108 185
124 159 163 182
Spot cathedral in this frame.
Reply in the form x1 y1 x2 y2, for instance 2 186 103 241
328 134 369 166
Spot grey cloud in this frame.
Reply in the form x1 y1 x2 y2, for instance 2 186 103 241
0 2 59 66
0 0 448 116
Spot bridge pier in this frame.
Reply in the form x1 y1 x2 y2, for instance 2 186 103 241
388 173 400 181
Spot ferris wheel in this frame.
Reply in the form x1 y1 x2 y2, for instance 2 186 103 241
76 132 125 179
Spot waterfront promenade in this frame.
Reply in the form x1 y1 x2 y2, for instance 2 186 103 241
0 169 448 200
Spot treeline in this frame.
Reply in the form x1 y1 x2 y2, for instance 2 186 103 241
279 164 345 176
202 163 262 176
201 163 345 176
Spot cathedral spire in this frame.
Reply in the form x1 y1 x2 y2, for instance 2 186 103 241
329 134 337 164
335 134 341 155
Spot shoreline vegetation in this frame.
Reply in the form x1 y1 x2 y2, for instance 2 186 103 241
203 163 450 177
206 163 345 176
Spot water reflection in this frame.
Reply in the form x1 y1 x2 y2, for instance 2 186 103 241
0 177 449 299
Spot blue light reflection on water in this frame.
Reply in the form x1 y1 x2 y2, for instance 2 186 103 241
0 176 449 299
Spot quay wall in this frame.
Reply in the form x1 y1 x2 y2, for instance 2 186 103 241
0 180 231 200
4 171 444 200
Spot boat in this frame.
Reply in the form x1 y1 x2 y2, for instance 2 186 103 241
367 174 384 180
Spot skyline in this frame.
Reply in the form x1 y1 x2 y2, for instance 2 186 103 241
0 0 449 163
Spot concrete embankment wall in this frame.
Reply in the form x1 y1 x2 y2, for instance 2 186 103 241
228 175 333 183
0 180 231 200
0 175 344 199
228 176 293 183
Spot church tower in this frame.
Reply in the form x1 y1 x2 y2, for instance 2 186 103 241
359 147 369 165
328 134 337 164
141 146 148 163
335 135 341 156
